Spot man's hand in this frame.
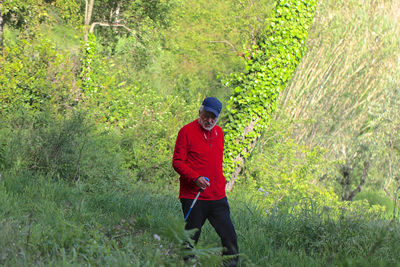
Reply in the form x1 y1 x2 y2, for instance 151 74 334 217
195 176 210 190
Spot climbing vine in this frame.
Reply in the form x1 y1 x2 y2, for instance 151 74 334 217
80 33 97 98
223 0 318 189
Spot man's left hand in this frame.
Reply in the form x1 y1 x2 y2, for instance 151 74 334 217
195 176 210 190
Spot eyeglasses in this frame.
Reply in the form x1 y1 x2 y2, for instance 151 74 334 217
200 111 217 122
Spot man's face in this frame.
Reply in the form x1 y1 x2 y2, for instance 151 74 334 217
199 110 218 131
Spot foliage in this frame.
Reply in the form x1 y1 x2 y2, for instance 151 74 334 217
51 0 83 27
1 0 400 265
80 33 97 96
85 0 176 53
1 0 48 29
238 111 390 219
74 33 201 183
354 190 394 217
72 0 275 184
152 0 268 100
222 0 318 184
0 37 79 114
241 114 338 210
85 83 199 184
88 0 174 29
361 82 400 207
0 110 126 184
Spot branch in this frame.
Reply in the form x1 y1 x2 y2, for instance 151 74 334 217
343 161 369 201
89 22 133 34
85 0 95 26
208 40 237 53
0 5 3 52
384 187 394 201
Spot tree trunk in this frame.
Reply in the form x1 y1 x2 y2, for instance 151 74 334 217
0 0 4 52
342 161 370 201
84 0 95 43
225 117 260 191
222 0 317 191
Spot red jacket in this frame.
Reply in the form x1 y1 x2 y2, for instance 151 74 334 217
172 119 226 200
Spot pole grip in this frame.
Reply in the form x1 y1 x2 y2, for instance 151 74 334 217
199 177 209 192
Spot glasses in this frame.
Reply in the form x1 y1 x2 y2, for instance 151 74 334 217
200 111 217 122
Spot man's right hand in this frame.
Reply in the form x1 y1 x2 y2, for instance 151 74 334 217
195 176 210 190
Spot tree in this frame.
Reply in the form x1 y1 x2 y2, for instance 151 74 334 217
0 0 3 51
79 0 174 98
337 148 370 201
222 0 318 190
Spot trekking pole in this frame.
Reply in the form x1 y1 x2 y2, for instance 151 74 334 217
184 177 209 222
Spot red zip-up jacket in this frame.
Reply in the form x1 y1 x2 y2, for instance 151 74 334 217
172 119 226 200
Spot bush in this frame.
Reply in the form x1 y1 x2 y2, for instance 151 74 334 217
83 81 200 184
354 190 394 217
0 109 127 184
239 115 338 210
0 37 79 115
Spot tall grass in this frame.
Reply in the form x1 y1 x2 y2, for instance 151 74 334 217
276 0 400 202
280 0 400 153
230 190 400 266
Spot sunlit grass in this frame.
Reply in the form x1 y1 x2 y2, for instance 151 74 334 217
280 0 400 152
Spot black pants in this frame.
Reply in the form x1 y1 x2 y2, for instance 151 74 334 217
181 197 238 266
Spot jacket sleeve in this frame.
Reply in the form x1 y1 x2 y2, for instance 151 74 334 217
172 128 200 182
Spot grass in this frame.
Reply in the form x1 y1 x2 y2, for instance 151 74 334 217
1 169 400 266
280 0 400 151
276 0 400 210
0 171 183 266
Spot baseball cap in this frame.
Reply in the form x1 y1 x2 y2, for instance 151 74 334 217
202 97 222 117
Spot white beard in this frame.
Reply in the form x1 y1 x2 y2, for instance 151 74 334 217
198 117 218 131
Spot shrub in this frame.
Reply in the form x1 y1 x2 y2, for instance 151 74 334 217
0 37 79 115
238 114 337 210
354 190 394 217
0 109 127 184
83 81 200 184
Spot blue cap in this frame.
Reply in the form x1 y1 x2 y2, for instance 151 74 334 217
202 97 222 117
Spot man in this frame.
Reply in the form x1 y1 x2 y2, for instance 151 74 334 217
172 97 238 266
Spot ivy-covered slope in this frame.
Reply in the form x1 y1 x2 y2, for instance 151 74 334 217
223 0 318 189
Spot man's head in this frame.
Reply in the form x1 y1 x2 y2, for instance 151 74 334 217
198 97 222 131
